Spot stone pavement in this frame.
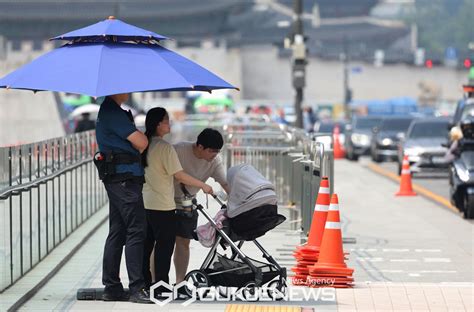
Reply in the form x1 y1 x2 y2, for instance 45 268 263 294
4 160 473 311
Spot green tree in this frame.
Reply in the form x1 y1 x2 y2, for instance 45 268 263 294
414 0 473 55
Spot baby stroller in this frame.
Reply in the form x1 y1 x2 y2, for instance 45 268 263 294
183 164 287 300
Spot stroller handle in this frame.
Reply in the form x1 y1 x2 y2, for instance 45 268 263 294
211 193 225 206
181 183 227 209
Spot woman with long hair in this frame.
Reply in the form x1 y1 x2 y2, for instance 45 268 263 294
141 107 213 292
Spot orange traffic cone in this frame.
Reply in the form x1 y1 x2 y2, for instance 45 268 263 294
308 194 354 288
295 177 330 257
396 155 417 196
333 125 345 159
291 177 330 285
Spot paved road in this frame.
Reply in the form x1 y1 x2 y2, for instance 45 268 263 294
338 158 472 283
361 157 451 204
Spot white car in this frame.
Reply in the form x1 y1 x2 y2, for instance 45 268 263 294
397 118 450 174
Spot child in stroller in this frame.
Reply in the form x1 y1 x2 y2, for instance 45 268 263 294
182 164 287 300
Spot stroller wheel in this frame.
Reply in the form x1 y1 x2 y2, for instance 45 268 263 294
238 282 259 302
266 280 287 301
183 270 210 299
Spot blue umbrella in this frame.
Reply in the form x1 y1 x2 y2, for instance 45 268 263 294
50 16 168 42
0 17 237 96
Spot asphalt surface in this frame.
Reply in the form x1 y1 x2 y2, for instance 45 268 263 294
358 157 452 210
337 158 473 283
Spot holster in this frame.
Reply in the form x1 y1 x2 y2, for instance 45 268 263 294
94 152 114 181
93 152 141 183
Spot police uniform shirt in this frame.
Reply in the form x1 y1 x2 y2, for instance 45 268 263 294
95 97 144 177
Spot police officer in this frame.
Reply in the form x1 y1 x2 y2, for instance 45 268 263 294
95 93 151 303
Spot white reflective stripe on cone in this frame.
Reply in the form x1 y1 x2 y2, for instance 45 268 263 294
329 204 339 211
325 221 341 229
318 187 330 194
401 169 411 175
314 204 329 211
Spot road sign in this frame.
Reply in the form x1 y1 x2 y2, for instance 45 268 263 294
445 46 457 60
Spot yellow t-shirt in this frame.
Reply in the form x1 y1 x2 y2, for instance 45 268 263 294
143 137 183 211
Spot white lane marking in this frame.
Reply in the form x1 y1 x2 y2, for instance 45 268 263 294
408 273 420 277
423 258 451 263
420 270 456 273
366 270 457 275
357 257 384 262
350 248 377 252
382 248 409 252
415 249 441 252
390 259 419 262
367 269 404 273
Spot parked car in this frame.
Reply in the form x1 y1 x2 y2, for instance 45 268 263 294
313 120 347 151
397 118 450 175
345 116 383 161
370 116 414 162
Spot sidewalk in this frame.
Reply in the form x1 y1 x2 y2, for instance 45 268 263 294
9 160 474 311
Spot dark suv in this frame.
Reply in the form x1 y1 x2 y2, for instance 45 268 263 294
370 116 414 162
345 116 383 161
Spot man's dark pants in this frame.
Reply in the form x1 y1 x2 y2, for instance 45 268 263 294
103 180 146 295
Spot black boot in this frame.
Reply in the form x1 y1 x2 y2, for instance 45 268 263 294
102 289 129 302
129 288 153 304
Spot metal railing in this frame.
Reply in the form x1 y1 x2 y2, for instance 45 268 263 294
221 122 335 235
0 115 336 292
0 130 107 291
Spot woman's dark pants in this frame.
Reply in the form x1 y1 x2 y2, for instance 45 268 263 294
143 209 177 287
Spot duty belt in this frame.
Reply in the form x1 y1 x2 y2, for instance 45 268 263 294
106 153 141 164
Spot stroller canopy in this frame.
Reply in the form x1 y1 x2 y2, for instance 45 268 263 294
226 164 278 218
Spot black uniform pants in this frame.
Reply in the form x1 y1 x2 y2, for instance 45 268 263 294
102 180 146 294
143 209 177 287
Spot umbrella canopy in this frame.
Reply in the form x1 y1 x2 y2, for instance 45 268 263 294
50 16 168 42
0 42 237 97
0 17 237 96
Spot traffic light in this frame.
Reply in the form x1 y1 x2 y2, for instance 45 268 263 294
425 59 433 69
463 58 472 69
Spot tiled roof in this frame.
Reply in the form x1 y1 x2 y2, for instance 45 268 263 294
277 0 379 17
0 0 410 61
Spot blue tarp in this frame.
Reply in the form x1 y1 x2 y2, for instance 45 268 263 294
351 97 418 116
